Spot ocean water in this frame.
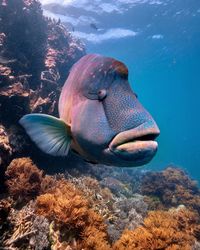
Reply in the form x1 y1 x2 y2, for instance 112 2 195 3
42 0 200 181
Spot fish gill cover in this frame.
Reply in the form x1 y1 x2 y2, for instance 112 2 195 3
0 0 200 250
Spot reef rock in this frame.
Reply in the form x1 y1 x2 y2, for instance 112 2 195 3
140 166 200 214
0 0 86 188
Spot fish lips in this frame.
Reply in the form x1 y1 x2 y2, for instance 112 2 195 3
108 125 160 165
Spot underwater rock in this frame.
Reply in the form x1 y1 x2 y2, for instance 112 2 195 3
0 0 47 85
0 0 85 187
0 82 30 123
0 198 12 239
107 194 148 242
140 166 200 214
114 194 148 217
88 163 145 194
31 18 85 116
0 125 12 167
68 175 148 243
0 0 85 119
100 177 132 197
0 125 12 192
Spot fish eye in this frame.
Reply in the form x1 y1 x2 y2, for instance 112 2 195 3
98 89 107 101
134 93 138 98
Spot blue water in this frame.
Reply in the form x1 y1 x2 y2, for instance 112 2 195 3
87 41 200 181
42 0 200 181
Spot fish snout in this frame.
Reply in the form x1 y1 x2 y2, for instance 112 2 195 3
109 121 160 165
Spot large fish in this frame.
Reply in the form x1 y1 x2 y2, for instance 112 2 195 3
20 54 160 167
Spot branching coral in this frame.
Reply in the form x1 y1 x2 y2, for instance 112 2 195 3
58 175 148 245
35 179 111 250
2 201 50 250
31 18 85 115
68 175 148 243
141 167 200 213
114 207 200 250
2 162 200 250
5 157 44 202
69 176 114 220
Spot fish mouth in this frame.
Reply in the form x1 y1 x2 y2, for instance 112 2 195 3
109 125 160 165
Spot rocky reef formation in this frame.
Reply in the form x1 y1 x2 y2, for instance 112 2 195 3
1 158 200 249
140 167 200 214
0 0 85 189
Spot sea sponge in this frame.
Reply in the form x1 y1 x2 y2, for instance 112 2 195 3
5 157 43 202
141 167 200 213
35 179 111 250
113 207 200 250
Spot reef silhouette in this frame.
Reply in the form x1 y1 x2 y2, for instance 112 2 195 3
0 0 200 249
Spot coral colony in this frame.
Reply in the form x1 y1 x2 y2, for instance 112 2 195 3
0 0 200 249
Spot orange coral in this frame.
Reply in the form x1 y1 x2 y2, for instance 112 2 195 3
35 179 111 250
141 167 200 213
113 207 200 250
5 157 43 202
70 176 114 220
81 225 111 250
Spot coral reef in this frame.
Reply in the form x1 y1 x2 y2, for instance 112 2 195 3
68 175 148 241
0 0 85 187
1 157 200 249
140 166 200 214
5 157 43 202
2 201 50 250
114 206 200 250
35 178 111 250
0 125 12 192
0 198 12 238
0 1 200 250
0 0 47 84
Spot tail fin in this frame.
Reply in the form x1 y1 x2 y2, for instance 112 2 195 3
19 114 71 156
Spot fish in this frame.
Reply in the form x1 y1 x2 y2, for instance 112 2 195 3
90 23 99 31
0 56 16 65
19 54 160 167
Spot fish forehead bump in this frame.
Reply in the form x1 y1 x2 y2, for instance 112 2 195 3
110 60 128 79
72 54 129 79
59 54 130 119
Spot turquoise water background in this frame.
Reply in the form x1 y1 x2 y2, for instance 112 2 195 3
88 36 200 180
87 31 200 180
42 0 200 181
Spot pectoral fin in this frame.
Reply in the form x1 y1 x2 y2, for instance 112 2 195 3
19 114 71 156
